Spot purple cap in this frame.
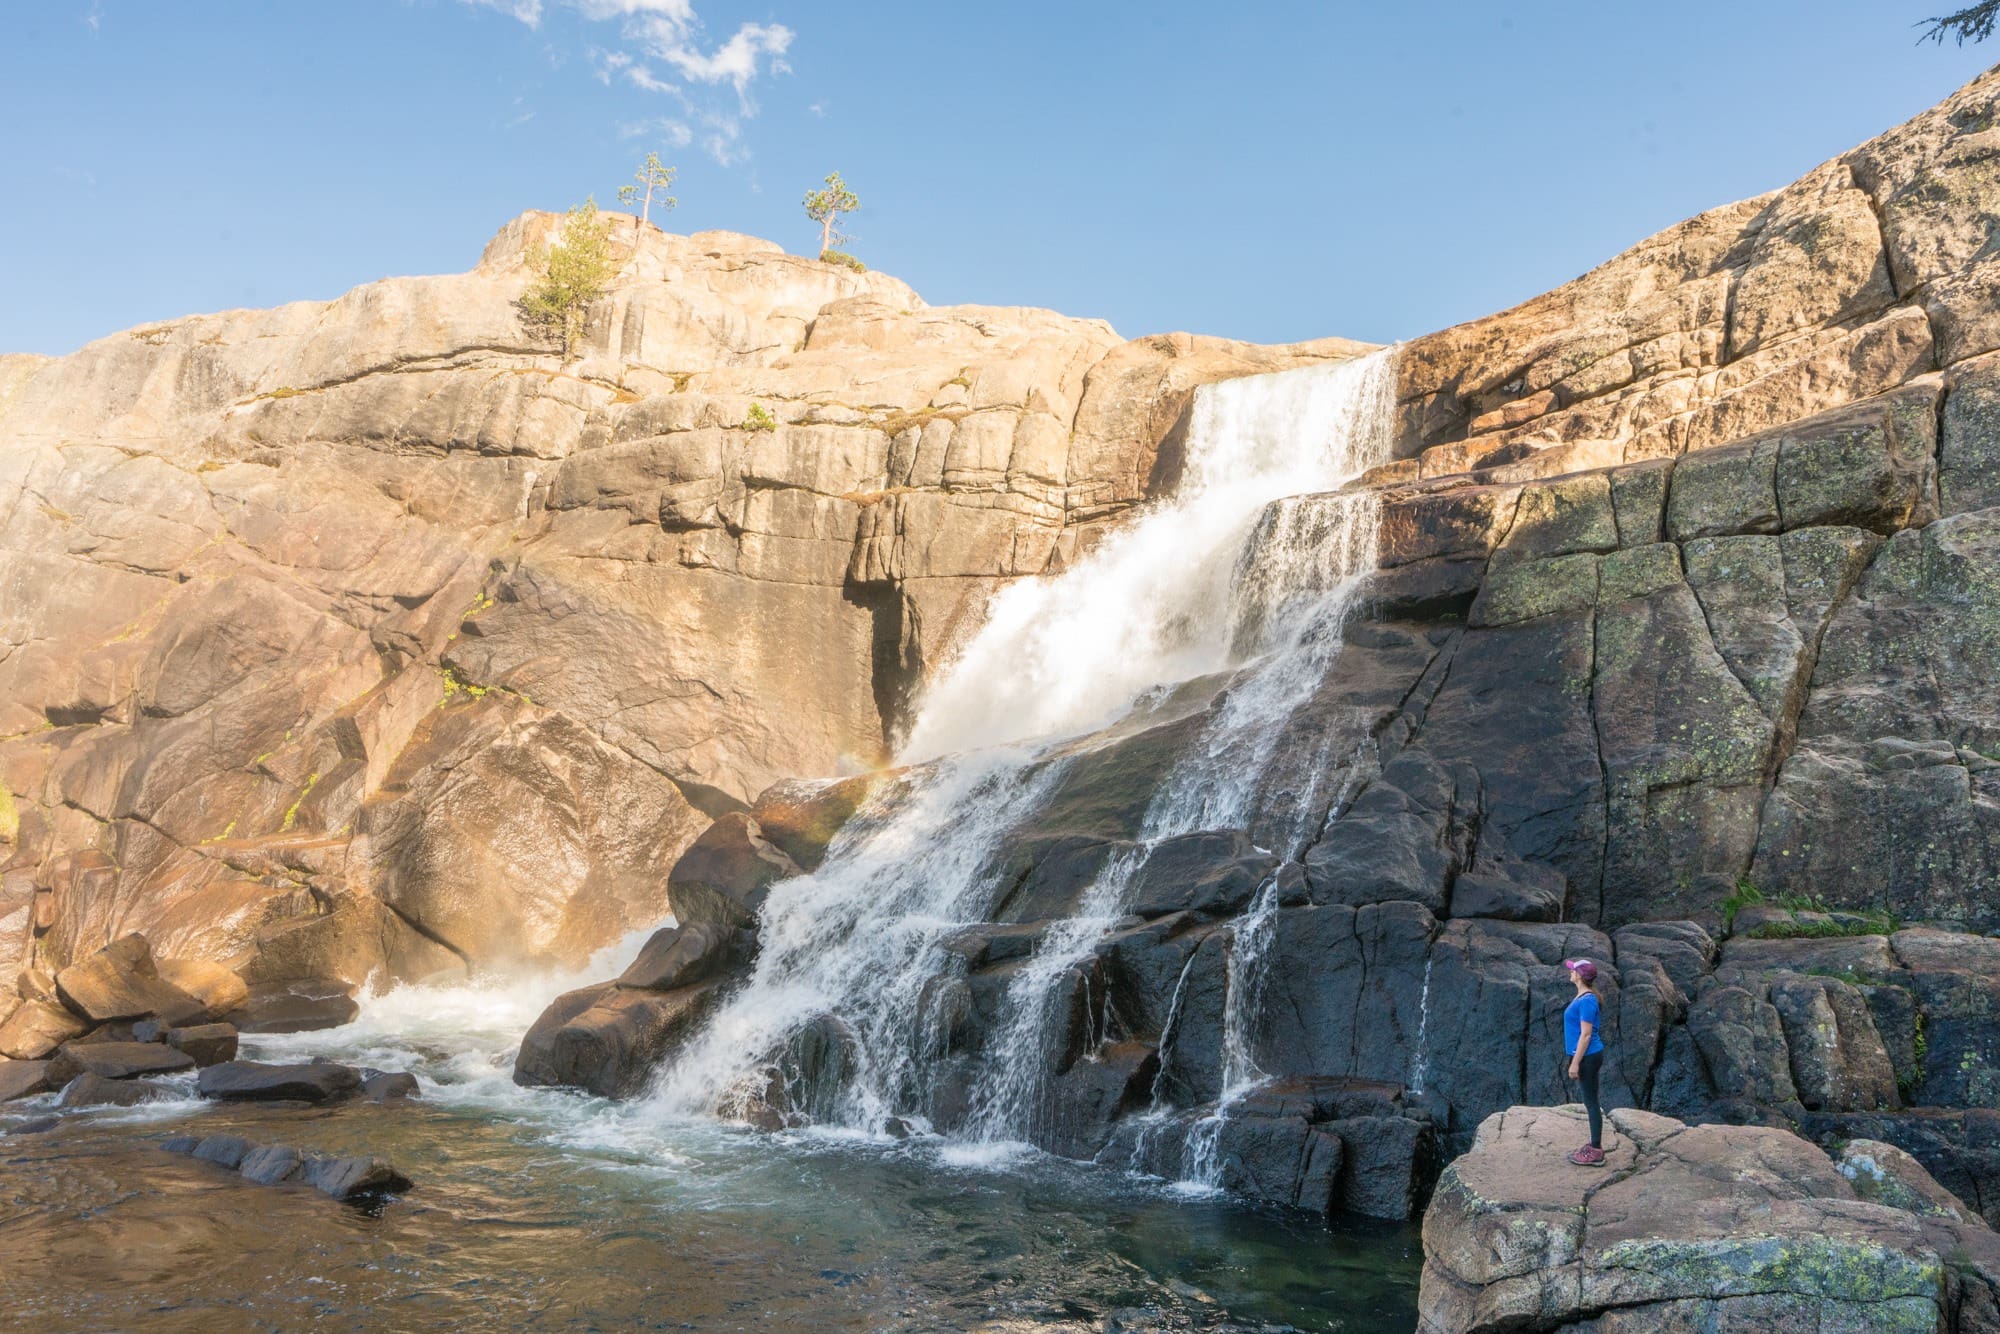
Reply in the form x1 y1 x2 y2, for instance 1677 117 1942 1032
1563 958 1598 982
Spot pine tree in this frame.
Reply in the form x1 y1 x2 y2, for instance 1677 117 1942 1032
1923 0 1999 42
518 198 615 358
803 171 861 265
619 152 678 232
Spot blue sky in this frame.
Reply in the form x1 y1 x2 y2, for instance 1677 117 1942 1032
3 2 1994 356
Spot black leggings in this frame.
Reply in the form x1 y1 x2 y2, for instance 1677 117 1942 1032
1575 1049 1604 1148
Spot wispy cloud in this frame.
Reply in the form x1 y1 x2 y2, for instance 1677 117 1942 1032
470 0 794 165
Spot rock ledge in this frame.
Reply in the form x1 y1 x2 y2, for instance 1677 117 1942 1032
1419 1104 2000 1332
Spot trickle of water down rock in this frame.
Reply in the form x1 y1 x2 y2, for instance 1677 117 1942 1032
653 352 1400 1175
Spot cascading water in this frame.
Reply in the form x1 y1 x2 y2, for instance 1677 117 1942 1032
654 349 1399 1155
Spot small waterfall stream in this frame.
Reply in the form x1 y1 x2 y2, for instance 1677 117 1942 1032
654 350 1399 1155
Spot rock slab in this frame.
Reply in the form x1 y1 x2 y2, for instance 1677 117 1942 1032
1418 1104 2000 1332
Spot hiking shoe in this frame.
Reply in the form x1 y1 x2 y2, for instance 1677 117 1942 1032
1568 1145 1606 1166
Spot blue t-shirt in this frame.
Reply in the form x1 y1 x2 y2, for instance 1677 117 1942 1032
1564 991 1605 1057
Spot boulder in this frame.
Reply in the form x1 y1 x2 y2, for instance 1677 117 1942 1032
155 959 251 1019
6 1115 59 1136
164 1023 239 1067
1838 1138 1977 1221
53 934 207 1024
46 1041 196 1085
361 1070 421 1101
0 999 91 1060
1418 1105 2000 1333
0 1059 51 1102
616 922 735 991
749 772 889 871
514 978 726 1097
56 1073 179 1108
666 813 801 931
196 1060 363 1103
224 982 359 1034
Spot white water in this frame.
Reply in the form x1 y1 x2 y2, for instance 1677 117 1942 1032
900 355 1397 764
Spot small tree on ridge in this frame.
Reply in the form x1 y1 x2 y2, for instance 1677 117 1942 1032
804 171 861 263
518 197 615 358
619 152 678 232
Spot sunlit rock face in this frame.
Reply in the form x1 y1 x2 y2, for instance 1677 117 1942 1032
0 208 1364 991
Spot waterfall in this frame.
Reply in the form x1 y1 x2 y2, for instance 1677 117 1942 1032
1409 955 1436 1096
651 349 1399 1148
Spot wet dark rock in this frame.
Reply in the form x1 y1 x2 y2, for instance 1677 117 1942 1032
224 981 360 1034
1126 831 1281 919
666 812 801 931
1042 1040 1158 1160
164 1023 239 1067
361 1071 420 1102
54 935 208 1025
514 977 727 1097
0 1059 51 1102
46 1041 196 1085
616 922 735 992
1303 751 1477 915
161 1135 199 1154
7 1115 60 1136
940 921 1046 969
197 1060 363 1103
238 1144 305 1185
57 1073 179 1108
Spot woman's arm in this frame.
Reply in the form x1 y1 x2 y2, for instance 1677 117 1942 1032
1569 1021 1595 1078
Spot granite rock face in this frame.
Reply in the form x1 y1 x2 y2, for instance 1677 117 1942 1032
0 211 1364 990
1418 1105 2000 1333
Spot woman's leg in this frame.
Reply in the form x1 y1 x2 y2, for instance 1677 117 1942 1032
1579 1050 1604 1149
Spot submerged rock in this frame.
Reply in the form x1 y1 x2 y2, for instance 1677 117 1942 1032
167 1133 414 1201
1418 1105 2000 1332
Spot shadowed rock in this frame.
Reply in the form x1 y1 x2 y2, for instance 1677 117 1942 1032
57 1074 179 1108
47 1041 195 1085
197 1060 363 1103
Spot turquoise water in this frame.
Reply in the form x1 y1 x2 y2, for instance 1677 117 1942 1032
0 974 1421 1331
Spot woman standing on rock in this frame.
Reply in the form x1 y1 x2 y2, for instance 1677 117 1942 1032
1563 958 1607 1166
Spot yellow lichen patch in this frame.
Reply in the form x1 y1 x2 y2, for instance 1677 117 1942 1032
0 787 18 844
279 773 319 833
